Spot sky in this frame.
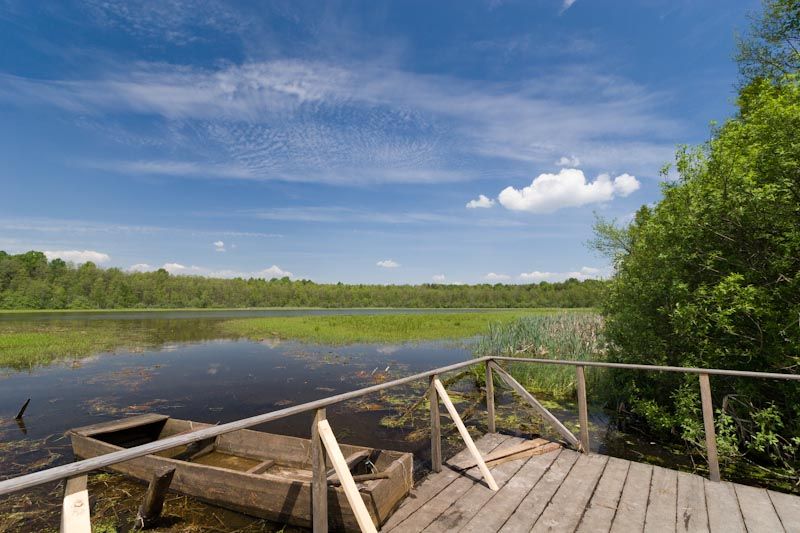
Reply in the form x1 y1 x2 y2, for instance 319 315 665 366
0 0 758 284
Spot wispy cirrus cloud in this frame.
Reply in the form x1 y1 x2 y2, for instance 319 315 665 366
0 58 681 185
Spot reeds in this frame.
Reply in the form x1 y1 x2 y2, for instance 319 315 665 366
473 313 607 399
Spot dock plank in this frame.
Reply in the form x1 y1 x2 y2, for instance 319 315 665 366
422 438 531 532
644 466 678 533
531 453 608 532
382 433 508 532
459 450 560 533
498 449 580 533
576 457 630 533
734 483 785 533
769 490 800 533
610 461 653 533
676 471 708 533
704 480 745 533
392 436 522 532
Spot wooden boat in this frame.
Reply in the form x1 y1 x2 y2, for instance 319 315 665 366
68 414 413 531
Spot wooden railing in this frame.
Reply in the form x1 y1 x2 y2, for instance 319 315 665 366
0 355 798 532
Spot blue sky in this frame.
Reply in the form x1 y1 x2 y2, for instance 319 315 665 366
0 0 756 284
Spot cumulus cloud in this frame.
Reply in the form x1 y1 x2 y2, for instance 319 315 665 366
432 274 447 282
160 262 293 278
377 259 400 268
44 250 110 264
485 272 511 281
466 195 495 209
255 265 293 278
555 155 580 167
498 168 640 213
213 240 226 252
520 266 606 282
127 263 154 272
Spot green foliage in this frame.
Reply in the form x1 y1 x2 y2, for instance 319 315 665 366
0 251 605 309
736 0 800 84
594 73 800 472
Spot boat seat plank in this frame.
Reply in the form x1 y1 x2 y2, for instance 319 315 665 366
246 459 275 475
327 450 371 481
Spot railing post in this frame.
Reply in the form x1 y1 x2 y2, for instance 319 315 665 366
60 475 90 533
311 408 328 533
429 375 442 472
575 365 590 453
699 373 721 482
486 361 496 434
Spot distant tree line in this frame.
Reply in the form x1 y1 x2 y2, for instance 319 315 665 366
0 251 605 309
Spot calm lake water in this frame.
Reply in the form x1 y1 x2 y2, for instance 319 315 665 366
0 310 710 531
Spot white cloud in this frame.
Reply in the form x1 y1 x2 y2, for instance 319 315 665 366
561 0 578 13
127 263 154 272
485 272 511 281
377 259 400 268
555 155 580 167
432 274 447 282
213 240 226 252
161 262 293 278
466 195 495 209
498 168 640 213
44 250 110 264
519 266 607 282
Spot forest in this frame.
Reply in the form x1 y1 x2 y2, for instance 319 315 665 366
0 250 605 309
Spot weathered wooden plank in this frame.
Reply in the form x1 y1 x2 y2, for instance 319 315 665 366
703 480 745 533
459 438 549 469
498 449 580 533
576 457 630 533
60 475 91 533
575 365 590 453
676 471 709 533
734 483 785 533
489 362 580 449
769 489 800 533
610 461 653 533
459 449 561 533
531 452 608 532
317 419 377 533
392 437 523 532
486 363 496 434
135 466 175 529
246 459 275 475
381 433 508 532
326 450 370 482
430 375 442 473
433 378 498 491
311 408 327 533
70 413 169 437
422 438 532 532
644 466 678 532
698 374 720 482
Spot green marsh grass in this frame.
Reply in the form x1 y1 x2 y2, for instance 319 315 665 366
218 310 562 344
473 312 606 398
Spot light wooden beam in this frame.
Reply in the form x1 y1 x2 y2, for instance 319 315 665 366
317 419 377 533
699 373 721 482
489 361 581 450
60 476 90 533
432 378 499 491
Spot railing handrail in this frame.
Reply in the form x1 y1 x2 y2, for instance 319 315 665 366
0 355 797 497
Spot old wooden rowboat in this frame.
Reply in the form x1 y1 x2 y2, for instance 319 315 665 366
68 414 413 531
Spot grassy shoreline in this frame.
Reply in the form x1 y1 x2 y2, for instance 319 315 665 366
0 309 588 369
0 306 594 314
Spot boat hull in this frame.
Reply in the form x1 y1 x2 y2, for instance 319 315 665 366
69 414 413 531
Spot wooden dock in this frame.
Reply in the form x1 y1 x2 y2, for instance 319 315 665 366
381 434 799 533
